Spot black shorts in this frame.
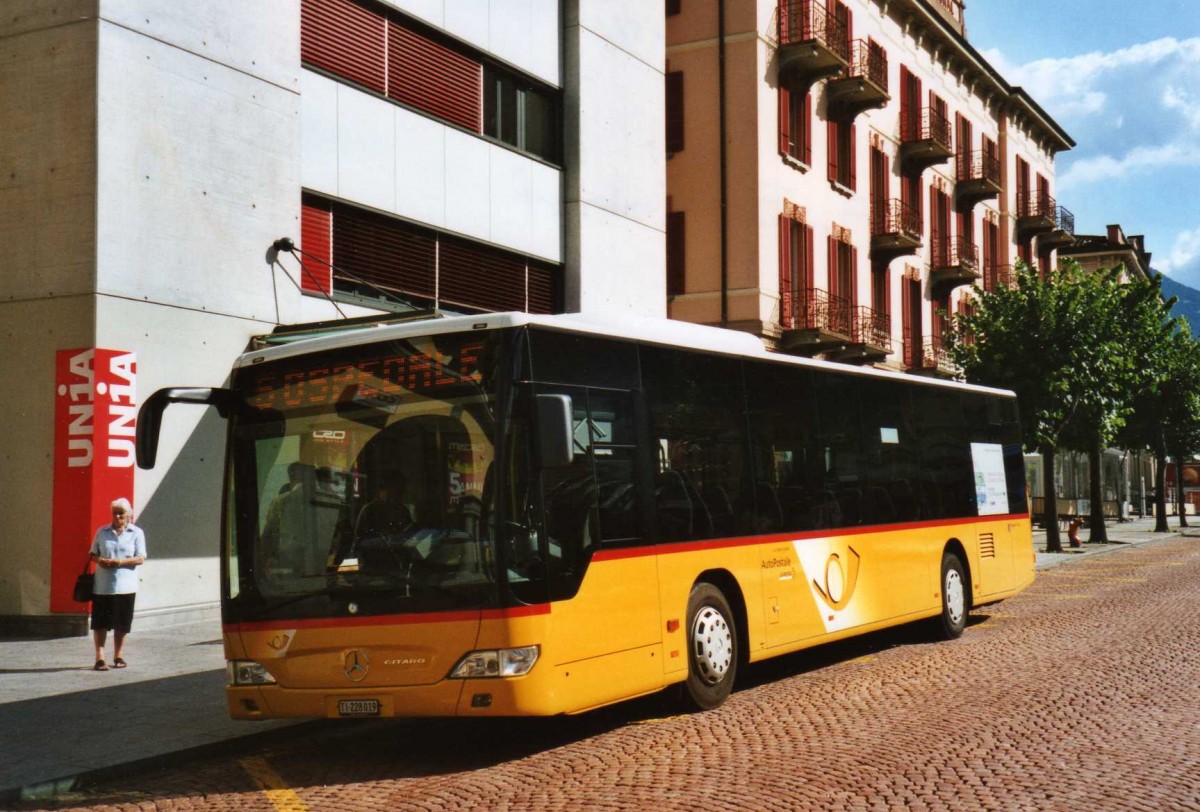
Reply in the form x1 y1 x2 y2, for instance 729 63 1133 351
91 593 136 634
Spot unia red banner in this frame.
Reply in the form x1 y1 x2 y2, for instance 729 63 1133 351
51 348 137 613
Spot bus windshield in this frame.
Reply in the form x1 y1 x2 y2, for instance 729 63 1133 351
225 330 510 619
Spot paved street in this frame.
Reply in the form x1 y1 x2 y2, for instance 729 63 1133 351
8 533 1200 811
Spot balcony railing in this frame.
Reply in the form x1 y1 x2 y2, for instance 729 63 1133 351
1017 191 1055 220
932 236 979 272
1055 205 1075 235
956 150 1001 186
843 39 888 92
850 305 891 352
909 335 957 374
984 263 1017 291
903 107 952 147
871 198 921 241
778 0 849 58
792 287 853 336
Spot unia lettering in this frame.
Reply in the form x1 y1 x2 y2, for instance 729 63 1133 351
106 353 137 467
61 349 95 468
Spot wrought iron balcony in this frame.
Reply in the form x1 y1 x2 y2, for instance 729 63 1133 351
777 0 849 87
930 236 980 294
827 39 889 119
983 263 1017 292
871 198 922 261
906 334 959 378
899 107 953 174
779 287 853 355
849 304 892 361
955 150 1002 207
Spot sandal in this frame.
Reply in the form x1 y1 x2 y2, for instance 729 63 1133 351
113 658 127 669
94 660 109 671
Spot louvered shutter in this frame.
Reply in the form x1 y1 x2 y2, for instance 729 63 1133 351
666 72 685 154
779 215 793 328
301 0 385 94
828 121 839 182
850 246 859 308
388 21 482 132
332 204 436 300
779 85 791 156
849 124 858 191
300 196 333 294
827 235 837 298
805 226 815 291
439 237 527 312
899 65 911 140
802 93 813 165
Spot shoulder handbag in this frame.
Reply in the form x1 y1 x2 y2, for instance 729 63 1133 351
73 554 94 603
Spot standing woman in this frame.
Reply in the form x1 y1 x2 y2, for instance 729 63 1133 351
89 497 147 671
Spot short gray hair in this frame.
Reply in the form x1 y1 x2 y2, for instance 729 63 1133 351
111 497 133 514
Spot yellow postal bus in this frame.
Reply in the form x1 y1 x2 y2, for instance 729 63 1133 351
137 312 1033 719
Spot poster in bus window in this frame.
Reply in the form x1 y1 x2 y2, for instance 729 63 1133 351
970 442 1009 515
447 441 484 506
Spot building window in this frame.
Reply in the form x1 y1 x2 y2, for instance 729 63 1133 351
300 0 560 165
828 235 857 307
667 211 686 295
778 215 813 329
666 0 681 15
779 85 811 165
484 66 559 163
301 194 560 314
666 71 685 155
827 120 856 191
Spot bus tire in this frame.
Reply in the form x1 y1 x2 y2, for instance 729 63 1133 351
936 551 969 640
683 582 738 710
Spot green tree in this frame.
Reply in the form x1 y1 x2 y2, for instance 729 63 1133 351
1058 271 1174 542
948 261 1139 552
1121 319 1200 530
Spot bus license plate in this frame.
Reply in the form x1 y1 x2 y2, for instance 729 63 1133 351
337 699 380 717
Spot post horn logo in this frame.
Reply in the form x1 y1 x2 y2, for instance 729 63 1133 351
812 545 861 611
343 649 370 682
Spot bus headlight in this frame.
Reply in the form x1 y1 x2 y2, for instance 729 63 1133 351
227 660 277 686
450 646 539 678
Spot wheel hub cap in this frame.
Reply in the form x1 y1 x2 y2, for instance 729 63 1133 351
692 606 732 685
945 569 965 625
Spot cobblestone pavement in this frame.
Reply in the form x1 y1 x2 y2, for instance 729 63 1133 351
12 537 1200 812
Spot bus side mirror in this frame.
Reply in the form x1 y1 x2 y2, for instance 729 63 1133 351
536 394 575 469
136 387 239 469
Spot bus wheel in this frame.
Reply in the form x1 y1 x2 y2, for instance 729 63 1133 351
683 582 738 710
937 551 968 640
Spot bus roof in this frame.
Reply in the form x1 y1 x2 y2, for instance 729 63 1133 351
236 311 1016 399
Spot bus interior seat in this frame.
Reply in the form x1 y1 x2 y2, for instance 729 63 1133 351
754 483 784 532
655 470 694 537
836 486 864 525
701 484 734 535
867 485 896 524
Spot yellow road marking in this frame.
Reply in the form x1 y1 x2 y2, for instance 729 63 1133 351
239 756 309 812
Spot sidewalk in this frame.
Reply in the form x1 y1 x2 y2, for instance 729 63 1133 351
0 515 1190 805
1032 514 1187 569
0 620 302 805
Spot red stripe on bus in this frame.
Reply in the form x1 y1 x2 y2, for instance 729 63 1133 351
227 603 549 633
593 512 1031 562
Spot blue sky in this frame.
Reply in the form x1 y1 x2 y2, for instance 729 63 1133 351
966 0 1200 286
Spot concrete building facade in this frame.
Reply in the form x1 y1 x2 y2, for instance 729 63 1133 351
0 0 665 634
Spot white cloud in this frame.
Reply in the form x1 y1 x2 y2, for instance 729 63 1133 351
1157 224 1200 276
1058 143 1200 189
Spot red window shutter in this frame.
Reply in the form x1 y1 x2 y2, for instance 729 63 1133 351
779 215 793 328
527 260 557 314
828 120 839 182
301 0 385 94
439 237 527 312
805 226 815 290
883 152 890 200
827 236 837 297
667 211 686 296
802 93 813 165
332 204 436 300
930 186 939 256
778 85 791 156
849 124 858 191
845 4 854 42
666 72 685 154
389 21 482 132
850 246 859 307
300 196 333 294
899 65 911 139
